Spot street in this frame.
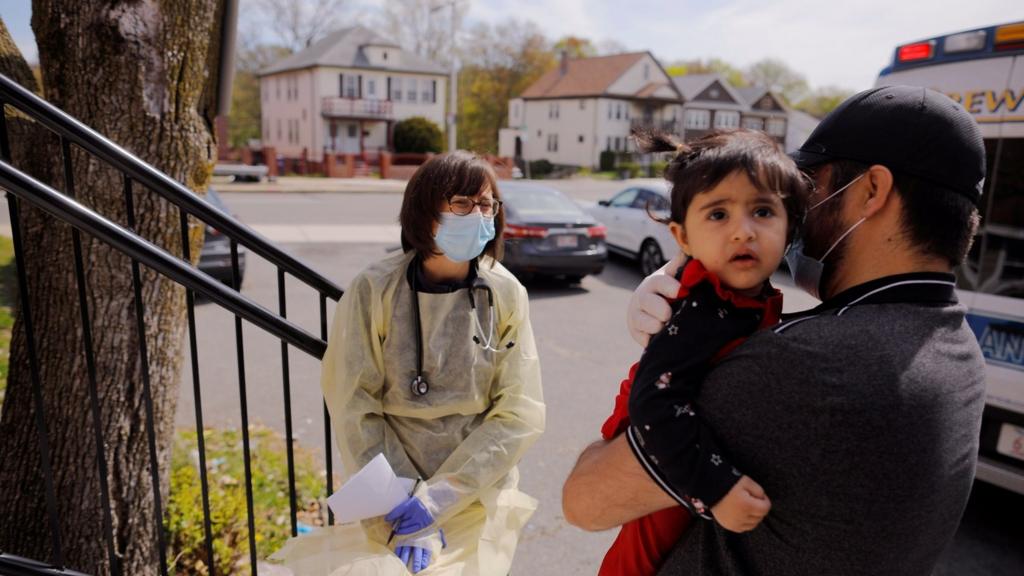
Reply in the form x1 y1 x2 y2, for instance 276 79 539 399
167 185 1024 575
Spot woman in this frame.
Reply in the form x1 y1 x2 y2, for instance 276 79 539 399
272 152 545 576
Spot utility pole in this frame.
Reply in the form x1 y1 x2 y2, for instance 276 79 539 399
432 0 459 152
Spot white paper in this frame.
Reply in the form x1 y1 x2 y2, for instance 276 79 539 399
326 453 416 524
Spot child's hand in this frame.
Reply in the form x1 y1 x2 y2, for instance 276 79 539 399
710 475 771 532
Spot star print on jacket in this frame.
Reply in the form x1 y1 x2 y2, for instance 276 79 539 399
625 258 782 518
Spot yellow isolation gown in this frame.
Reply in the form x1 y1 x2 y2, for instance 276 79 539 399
270 250 545 575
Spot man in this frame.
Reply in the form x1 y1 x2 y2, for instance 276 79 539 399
562 85 988 575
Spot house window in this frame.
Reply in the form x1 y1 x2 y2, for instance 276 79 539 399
608 102 613 120
549 102 559 119
367 79 376 97
643 64 650 80
392 78 403 101
344 75 358 98
615 136 622 150
537 129 542 137
294 119 300 143
277 119 282 141
408 78 418 102
580 100 586 110
713 111 739 129
742 117 764 131
547 133 559 152
615 103 622 120
767 118 786 136
348 124 357 138
685 109 710 130
276 78 281 100
578 134 584 143
383 51 388 61
422 84 431 102
606 136 612 150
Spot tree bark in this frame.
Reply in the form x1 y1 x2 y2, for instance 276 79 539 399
0 2 224 574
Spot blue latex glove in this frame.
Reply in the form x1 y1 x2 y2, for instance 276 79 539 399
385 496 435 535
394 529 446 574
396 544 431 573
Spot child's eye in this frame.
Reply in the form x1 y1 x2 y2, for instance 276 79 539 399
753 206 776 218
708 210 727 221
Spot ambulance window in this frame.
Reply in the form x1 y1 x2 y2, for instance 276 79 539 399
965 138 1024 297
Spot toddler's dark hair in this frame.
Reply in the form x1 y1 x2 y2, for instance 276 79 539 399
634 129 810 242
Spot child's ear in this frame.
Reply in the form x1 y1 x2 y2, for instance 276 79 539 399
669 222 690 255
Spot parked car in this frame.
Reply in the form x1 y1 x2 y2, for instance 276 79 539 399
498 181 607 282
585 181 677 276
198 188 246 286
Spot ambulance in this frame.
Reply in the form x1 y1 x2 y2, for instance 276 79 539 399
876 21 1024 494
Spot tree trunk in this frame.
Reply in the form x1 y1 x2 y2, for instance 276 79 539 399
0 1 224 574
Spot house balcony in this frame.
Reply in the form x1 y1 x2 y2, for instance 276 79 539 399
321 97 395 120
630 119 682 136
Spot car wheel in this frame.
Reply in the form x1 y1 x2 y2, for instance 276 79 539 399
564 275 584 285
639 239 664 277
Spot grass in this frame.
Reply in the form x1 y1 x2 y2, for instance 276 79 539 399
0 236 15 409
167 425 330 575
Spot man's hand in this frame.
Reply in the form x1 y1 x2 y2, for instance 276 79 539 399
710 475 772 533
627 251 687 346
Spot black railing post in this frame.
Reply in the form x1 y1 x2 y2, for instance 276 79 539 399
1 100 65 569
277 268 299 536
123 176 169 576
179 207 216 575
231 240 259 576
320 292 334 526
61 136 120 576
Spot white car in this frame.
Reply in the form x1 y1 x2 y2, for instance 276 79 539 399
586 181 679 276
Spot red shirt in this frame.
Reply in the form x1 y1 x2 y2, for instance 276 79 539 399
598 260 782 576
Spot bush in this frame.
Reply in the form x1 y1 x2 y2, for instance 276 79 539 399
393 117 443 154
618 162 641 179
166 425 329 575
599 150 616 172
528 159 554 178
650 160 669 177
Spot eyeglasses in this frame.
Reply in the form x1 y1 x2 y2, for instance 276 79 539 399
448 196 502 217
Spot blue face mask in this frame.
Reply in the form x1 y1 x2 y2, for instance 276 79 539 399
785 173 866 299
434 212 495 262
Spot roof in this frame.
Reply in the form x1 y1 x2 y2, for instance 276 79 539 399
737 86 768 105
520 52 652 99
672 73 721 100
635 82 673 98
260 25 446 76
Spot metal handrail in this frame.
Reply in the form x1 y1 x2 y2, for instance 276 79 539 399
0 160 327 359
0 552 91 576
0 73 343 301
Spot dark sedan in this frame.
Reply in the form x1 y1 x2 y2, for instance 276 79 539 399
498 181 607 282
198 188 246 286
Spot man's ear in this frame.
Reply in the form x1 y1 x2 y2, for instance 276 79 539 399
861 165 895 219
669 221 690 255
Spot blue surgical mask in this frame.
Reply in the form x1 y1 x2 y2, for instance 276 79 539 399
785 173 867 299
434 212 495 262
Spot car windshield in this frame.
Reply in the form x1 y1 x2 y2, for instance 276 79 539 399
503 187 584 219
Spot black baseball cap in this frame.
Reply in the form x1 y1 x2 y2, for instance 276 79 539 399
790 85 986 204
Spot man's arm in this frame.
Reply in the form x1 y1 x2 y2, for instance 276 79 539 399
562 434 677 531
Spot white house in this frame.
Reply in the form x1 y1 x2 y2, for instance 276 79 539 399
259 26 448 162
499 52 684 168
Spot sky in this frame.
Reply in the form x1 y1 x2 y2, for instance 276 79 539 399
4 1 1023 92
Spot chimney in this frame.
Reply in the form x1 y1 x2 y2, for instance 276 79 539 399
560 50 569 76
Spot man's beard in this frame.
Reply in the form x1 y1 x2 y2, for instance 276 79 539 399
802 200 850 296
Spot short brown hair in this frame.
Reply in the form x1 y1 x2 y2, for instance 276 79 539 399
399 151 505 260
635 129 810 243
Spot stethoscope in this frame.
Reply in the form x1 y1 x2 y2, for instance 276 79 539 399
408 260 514 397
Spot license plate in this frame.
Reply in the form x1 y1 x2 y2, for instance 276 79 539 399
555 235 578 248
996 423 1024 463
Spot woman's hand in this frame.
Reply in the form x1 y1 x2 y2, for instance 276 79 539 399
627 251 687 347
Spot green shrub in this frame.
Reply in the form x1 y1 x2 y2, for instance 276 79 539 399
528 159 554 178
618 162 641 179
650 160 669 177
393 117 443 154
599 150 616 172
166 425 329 575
